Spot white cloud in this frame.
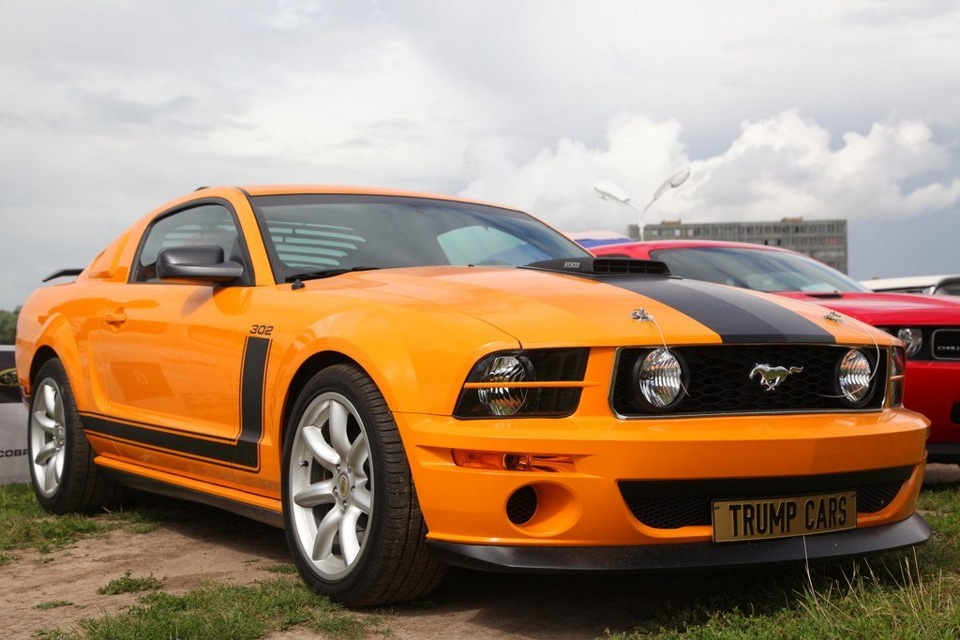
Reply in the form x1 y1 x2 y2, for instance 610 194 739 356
459 111 960 235
2 1 960 308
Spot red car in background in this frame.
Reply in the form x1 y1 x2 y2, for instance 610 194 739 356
591 240 960 463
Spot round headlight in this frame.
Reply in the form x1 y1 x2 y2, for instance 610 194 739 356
896 328 923 358
838 349 872 404
477 355 532 416
634 348 685 411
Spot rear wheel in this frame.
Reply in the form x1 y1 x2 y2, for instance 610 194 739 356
28 359 122 513
282 364 446 607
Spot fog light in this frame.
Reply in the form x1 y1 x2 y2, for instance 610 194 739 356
838 349 872 404
634 348 685 411
506 486 538 525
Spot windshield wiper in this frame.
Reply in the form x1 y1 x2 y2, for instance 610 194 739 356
285 266 380 285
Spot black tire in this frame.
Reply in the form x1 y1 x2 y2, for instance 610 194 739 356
28 359 123 513
282 363 447 607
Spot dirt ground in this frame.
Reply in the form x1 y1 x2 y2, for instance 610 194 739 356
4 464 960 640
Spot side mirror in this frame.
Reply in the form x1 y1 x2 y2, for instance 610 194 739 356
156 246 244 283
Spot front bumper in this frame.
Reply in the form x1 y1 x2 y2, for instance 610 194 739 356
428 514 931 573
904 359 960 450
397 409 928 549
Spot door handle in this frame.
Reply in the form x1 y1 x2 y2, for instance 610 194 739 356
105 310 127 326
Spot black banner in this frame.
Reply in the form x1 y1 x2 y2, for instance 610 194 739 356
0 349 18 404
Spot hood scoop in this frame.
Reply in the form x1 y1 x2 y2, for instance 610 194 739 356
523 257 672 277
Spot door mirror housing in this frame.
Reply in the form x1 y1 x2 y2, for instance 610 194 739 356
156 246 244 283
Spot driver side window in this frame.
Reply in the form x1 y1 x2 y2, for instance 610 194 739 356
132 204 245 283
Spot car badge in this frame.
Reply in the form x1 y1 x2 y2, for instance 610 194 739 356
750 363 804 391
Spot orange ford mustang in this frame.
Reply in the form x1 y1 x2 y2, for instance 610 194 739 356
16 186 930 606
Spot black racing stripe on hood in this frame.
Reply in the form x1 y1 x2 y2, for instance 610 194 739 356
597 276 836 344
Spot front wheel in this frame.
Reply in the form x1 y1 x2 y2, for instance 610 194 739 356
282 364 446 607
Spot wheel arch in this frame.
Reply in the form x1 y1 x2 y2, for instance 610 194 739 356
29 345 60 388
21 312 86 403
279 350 361 452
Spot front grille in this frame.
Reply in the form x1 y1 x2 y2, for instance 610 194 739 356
619 467 911 529
933 330 960 361
612 344 887 417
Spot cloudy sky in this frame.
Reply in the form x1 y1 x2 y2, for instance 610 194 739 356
2 0 959 309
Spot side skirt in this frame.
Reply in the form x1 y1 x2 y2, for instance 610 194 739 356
96 458 284 529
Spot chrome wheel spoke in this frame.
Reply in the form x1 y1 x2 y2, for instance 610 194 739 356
42 455 60 493
34 440 59 466
312 507 343 561
340 505 362 565
293 479 336 508
329 401 352 461
350 486 372 514
42 384 59 419
33 410 58 434
302 425 339 471
347 434 368 471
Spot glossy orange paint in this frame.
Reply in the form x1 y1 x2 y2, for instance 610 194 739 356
15 186 930 600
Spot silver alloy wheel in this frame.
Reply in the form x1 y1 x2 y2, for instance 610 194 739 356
289 391 373 580
29 377 67 497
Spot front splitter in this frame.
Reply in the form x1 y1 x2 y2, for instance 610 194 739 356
427 514 931 573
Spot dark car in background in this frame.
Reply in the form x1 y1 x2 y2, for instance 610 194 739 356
591 239 960 463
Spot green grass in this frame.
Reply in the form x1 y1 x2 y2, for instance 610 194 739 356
0 483 119 553
0 484 375 639
42 578 373 640
8 479 960 639
603 482 960 639
97 571 164 595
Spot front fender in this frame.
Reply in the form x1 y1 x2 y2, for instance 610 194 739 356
272 306 518 416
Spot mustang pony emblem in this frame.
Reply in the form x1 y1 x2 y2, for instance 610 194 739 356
750 364 804 391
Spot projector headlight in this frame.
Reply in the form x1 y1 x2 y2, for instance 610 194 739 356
454 349 588 419
476 355 532 416
895 328 923 358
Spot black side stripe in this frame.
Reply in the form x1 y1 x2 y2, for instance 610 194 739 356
82 335 270 471
237 335 270 467
596 276 836 344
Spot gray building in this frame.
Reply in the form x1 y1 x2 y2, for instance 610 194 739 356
634 217 849 273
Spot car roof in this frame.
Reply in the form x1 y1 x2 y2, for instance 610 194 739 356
201 184 522 212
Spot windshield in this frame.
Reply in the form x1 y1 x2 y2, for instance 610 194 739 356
251 194 589 283
649 246 869 293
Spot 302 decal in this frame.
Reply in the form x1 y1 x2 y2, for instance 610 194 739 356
250 324 274 336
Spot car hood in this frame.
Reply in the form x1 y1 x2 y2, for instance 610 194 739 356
314 266 891 348
775 291 960 326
